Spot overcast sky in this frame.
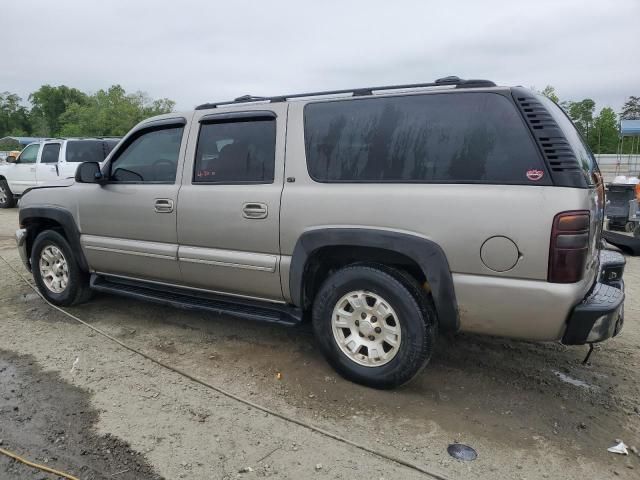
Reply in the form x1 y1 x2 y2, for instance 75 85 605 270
3 0 639 112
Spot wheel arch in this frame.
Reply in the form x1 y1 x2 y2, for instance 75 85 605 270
19 206 89 272
289 228 459 332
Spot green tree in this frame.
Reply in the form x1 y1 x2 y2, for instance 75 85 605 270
621 96 640 120
59 85 175 137
0 138 22 150
567 99 596 143
540 85 559 103
29 85 88 136
0 92 32 137
591 107 619 154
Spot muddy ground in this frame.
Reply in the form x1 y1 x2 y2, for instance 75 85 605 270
0 350 161 480
0 207 638 479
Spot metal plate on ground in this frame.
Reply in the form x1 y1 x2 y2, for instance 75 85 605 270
447 443 477 461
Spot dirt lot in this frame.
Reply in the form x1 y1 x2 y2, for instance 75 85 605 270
0 207 638 479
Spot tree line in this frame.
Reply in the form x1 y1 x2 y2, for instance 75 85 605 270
539 86 639 155
0 85 174 150
2 83 639 154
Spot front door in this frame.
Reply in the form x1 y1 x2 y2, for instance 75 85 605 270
36 142 62 185
177 105 287 302
76 119 189 283
8 143 40 193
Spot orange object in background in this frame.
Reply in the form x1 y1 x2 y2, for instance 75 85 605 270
635 184 640 202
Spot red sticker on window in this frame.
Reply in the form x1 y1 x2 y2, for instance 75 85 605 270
526 169 544 181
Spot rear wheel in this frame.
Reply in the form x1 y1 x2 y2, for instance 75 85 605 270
0 180 15 208
31 230 92 306
312 265 435 389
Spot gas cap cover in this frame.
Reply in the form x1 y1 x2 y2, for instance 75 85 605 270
480 236 520 272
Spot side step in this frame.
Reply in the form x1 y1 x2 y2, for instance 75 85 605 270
90 274 303 326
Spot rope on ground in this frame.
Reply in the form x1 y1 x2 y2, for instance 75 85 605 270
0 446 80 480
0 254 450 480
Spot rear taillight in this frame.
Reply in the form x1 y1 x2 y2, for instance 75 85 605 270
548 210 590 283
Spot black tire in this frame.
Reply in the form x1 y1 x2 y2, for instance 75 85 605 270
312 264 435 389
31 230 92 306
0 179 15 208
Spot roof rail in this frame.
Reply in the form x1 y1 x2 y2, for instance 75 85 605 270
195 76 496 110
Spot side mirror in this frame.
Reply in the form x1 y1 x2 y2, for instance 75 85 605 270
75 162 105 184
5 155 17 163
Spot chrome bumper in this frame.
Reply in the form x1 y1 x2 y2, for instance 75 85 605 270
15 228 30 270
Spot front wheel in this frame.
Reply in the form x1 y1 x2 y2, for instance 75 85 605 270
31 230 92 306
0 180 15 208
312 265 435 389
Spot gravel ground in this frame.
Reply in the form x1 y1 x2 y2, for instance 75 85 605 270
0 207 638 479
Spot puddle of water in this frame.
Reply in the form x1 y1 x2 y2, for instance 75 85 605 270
552 370 598 390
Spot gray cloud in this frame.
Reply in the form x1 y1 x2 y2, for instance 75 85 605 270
3 0 638 112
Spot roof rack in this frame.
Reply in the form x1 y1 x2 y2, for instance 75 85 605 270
195 76 496 110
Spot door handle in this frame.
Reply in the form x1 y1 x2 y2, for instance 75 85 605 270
30 167 36 172
154 198 174 213
242 202 268 219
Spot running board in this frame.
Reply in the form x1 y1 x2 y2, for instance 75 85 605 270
90 274 303 326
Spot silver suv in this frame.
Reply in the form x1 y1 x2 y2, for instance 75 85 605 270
15 77 626 389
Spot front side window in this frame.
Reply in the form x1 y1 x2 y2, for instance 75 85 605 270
110 127 183 183
304 92 549 185
41 143 61 163
66 140 117 163
17 144 40 164
193 119 276 183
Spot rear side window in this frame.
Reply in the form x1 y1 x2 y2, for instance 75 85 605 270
66 140 117 163
193 119 276 184
304 92 549 185
41 143 61 163
537 95 597 185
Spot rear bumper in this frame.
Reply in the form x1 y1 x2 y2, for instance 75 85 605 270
562 250 625 345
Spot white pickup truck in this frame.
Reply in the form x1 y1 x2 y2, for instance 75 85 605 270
0 138 119 208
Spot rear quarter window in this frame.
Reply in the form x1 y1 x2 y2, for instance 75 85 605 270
537 95 597 186
66 140 116 163
304 92 550 185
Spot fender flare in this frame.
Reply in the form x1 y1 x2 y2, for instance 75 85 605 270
19 206 89 271
289 228 459 332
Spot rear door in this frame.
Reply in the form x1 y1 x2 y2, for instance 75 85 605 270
35 142 62 185
176 105 287 301
8 143 40 193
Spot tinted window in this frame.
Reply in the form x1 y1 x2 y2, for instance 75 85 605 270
18 144 39 164
110 127 183 183
304 93 549 184
194 119 276 183
66 140 119 163
537 95 597 185
41 143 61 163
